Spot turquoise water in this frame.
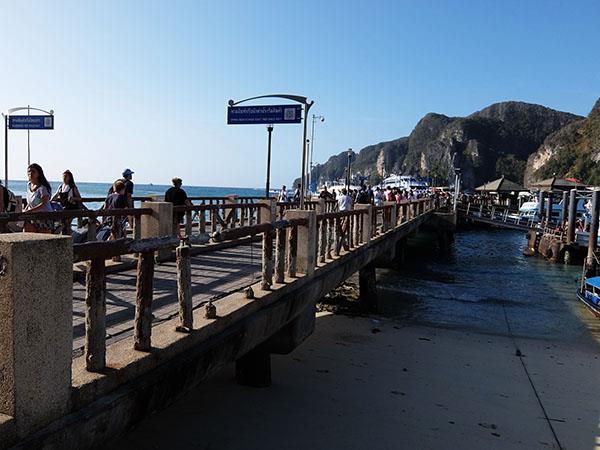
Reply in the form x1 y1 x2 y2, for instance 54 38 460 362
378 229 597 344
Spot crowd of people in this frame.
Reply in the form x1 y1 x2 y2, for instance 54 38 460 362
275 182 451 211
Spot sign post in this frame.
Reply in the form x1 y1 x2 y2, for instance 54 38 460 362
2 106 54 187
227 94 314 208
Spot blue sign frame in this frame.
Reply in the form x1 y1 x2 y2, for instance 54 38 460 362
227 104 302 125
8 115 54 130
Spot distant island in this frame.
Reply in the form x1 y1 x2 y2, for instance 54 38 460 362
300 99 600 190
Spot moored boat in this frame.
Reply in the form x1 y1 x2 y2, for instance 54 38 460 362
576 275 600 317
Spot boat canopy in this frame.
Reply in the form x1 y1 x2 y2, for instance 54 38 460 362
585 276 600 289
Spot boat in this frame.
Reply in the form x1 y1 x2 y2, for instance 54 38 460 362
380 174 428 191
576 275 600 317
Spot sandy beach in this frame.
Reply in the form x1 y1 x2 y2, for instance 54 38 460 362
110 308 600 450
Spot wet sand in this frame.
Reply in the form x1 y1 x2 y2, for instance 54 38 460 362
110 310 600 450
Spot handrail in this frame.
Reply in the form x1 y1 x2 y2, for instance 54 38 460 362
73 235 180 263
0 207 152 223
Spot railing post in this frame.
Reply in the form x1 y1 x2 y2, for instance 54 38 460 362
285 210 317 276
287 225 298 277
355 204 373 242
87 215 97 242
0 234 72 437
141 201 173 261
176 240 193 331
85 257 106 372
134 250 155 351
134 214 142 240
261 228 274 290
184 210 193 237
318 218 327 263
275 227 286 283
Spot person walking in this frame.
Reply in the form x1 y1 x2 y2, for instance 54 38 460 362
336 188 353 252
165 177 192 237
24 163 53 233
277 185 288 202
52 170 82 210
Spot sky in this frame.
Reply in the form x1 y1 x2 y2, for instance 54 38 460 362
0 0 599 188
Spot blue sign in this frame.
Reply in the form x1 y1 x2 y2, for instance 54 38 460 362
8 115 54 130
227 104 302 125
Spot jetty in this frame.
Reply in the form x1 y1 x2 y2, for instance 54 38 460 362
0 196 454 448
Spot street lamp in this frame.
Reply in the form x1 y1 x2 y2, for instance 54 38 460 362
346 148 353 190
309 115 324 192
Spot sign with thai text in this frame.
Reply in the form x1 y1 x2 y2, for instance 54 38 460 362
227 105 302 124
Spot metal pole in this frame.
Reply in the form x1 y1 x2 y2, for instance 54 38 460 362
309 116 315 191
265 125 273 198
346 149 352 190
4 115 8 188
300 102 313 208
27 105 30 166
567 189 577 244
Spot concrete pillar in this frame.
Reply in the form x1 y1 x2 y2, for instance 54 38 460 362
538 191 545 222
235 345 271 388
546 192 554 224
0 234 72 437
561 191 569 225
141 201 173 260
259 198 276 224
395 237 407 264
586 190 600 272
567 189 577 244
359 264 378 312
284 210 317 276
354 204 373 242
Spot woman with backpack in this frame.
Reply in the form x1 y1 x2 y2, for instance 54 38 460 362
52 170 82 210
23 163 53 233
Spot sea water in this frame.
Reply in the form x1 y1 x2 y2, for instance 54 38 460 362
377 229 599 344
6 179 265 209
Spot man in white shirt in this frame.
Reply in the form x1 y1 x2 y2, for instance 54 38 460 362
336 188 353 251
337 188 353 212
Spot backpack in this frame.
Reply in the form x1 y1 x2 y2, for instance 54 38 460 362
2 186 17 212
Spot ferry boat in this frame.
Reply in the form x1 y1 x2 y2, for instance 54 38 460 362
380 174 428 191
577 275 600 317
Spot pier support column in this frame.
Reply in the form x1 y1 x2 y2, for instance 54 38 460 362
546 192 554 225
561 191 569 226
235 344 271 388
284 210 316 275
567 189 577 244
395 237 407 264
359 264 378 312
0 234 72 438
141 201 173 261
586 190 600 276
538 191 545 222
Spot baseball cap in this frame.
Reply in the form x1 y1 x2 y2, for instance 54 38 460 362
122 168 134 176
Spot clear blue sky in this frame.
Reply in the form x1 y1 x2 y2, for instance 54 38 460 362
1 0 598 187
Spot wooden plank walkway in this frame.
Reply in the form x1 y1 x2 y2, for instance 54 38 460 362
72 243 262 356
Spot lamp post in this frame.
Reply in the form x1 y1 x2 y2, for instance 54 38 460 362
265 125 274 197
346 148 353 190
309 115 324 192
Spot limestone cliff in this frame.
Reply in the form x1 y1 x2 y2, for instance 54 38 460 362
524 98 600 186
299 101 582 189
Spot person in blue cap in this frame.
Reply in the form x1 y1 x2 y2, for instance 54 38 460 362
107 168 135 209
